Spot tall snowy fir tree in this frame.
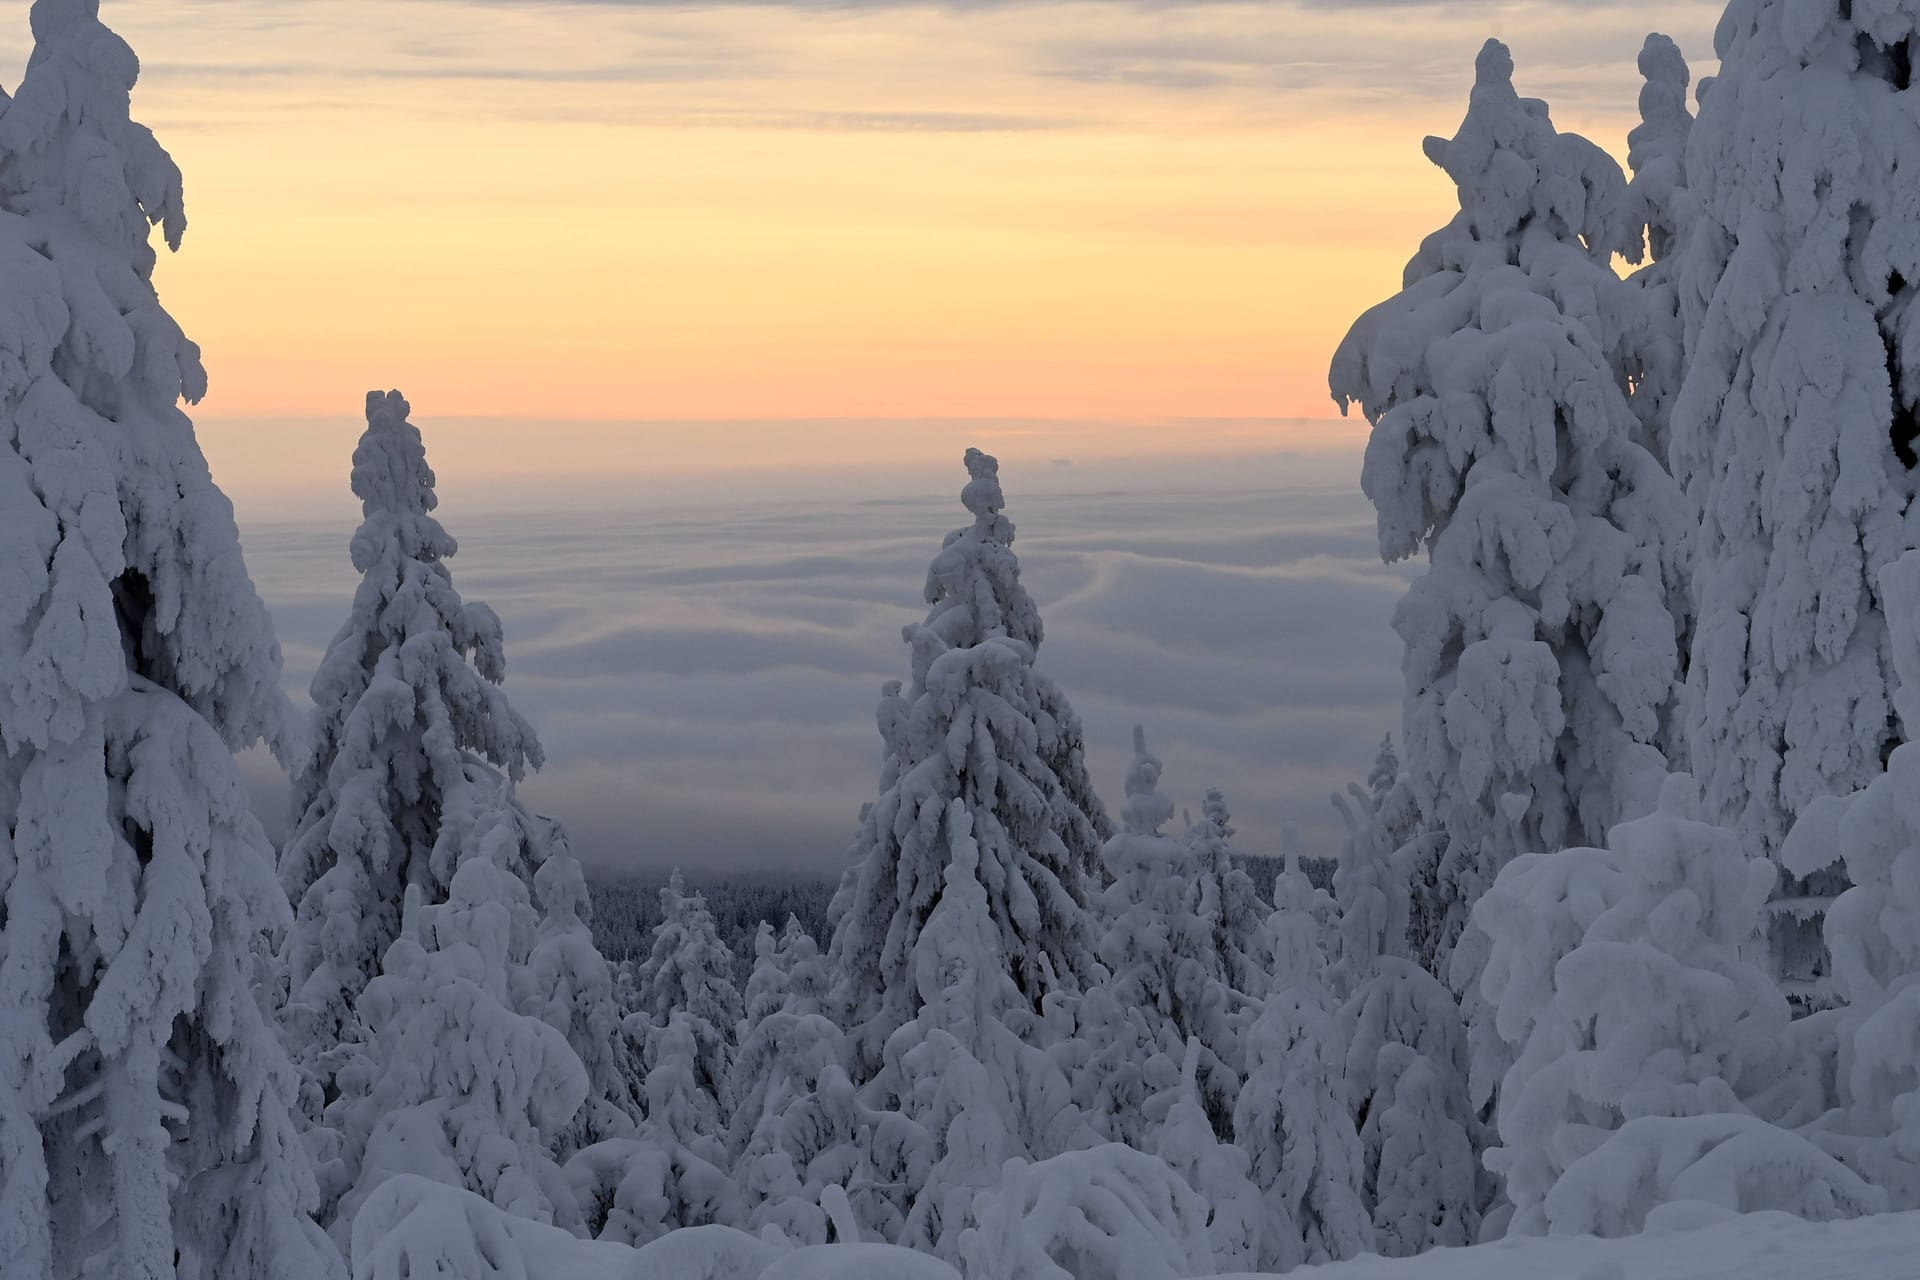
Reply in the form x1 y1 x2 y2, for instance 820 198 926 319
1330 40 1692 979
826 449 1108 1079
1671 0 1920 1006
525 825 642 1155
1179 785 1274 1034
553 872 753 1246
1234 856 1372 1272
0 4 340 1277
1621 33 1695 476
1078 729 1256 1146
279 389 543 1091
631 870 744 1122
726 918 840 1245
877 801 1089 1259
1789 550 1920 1208
1333 742 1480 1254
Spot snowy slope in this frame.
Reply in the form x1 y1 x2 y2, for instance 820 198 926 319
1247 1209 1920 1280
354 1177 1920 1280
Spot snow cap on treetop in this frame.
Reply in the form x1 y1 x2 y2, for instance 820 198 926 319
30 0 100 40
354 390 438 518
1421 37 1633 263
919 446 1043 656
1637 33 1689 116
1629 33 1691 178
1201 788 1232 838
1123 724 1175 837
962 447 1006 524
4 0 187 261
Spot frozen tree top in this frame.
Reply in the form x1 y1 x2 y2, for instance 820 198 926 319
356 389 439 518
921 448 1043 655
347 389 460 576
1631 34 1691 162
1420 38 1634 264
961 446 1008 529
1121 725 1175 837
1 0 187 269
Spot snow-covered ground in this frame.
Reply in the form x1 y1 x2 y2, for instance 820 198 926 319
361 1175 1920 1280
1270 1209 1920 1280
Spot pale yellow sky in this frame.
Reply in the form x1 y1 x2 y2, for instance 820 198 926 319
10 0 1724 480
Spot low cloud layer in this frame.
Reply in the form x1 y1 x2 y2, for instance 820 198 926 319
239 449 1411 876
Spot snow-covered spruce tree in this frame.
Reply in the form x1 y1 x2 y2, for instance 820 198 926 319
1329 39 1691 976
742 921 790 1026
525 824 641 1155
559 873 752 1245
1331 736 1412 997
280 389 542 1087
1672 2 1920 1006
1334 741 1480 1254
1078 729 1251 1146
1179 785 1274 1024
1621 33 1695 475
1233 857 1373 1272
632 870 743 1122
0 3 340 1275
1784 550 1920 1207
827 448 1108 1081
1341 736 1452 979
727 917 839 1245
1476 773 1865 1237
324 790 589 1253
879 800 1090 1258
1147 1038 1262 1271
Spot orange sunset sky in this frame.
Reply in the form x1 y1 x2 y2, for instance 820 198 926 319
5 0 1724 485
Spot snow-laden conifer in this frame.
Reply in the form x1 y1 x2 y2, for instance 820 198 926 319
1233 857 1373 1271
1671 1 1920 1002
728 918 839 1245
632 870 743 1122
827 449 1108 1080
1334 742 1480 1254
878 800 1090 1258
1077 729 1251 1145
1331 737 1413 996
525 824 642 1154
0 3 337 1274
280 390 541 1084
1474 774 1845 1236
1330 39 1691 974
1180 786 1274 1025
1621 34 1695 474
323 788 588 1251
1147 1038 1262 1271
1673 0 1920 852
742 921 791 1026
1783 551 1920 1207
561 874 752 1245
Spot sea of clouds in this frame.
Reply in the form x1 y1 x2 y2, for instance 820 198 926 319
236 445 1410 877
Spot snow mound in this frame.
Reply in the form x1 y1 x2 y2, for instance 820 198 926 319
350 1176 631 1280
960 1146 1216 1280
761 1243 963 1280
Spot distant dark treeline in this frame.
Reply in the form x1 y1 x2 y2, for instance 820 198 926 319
588 869 838 971
587 854 1334 972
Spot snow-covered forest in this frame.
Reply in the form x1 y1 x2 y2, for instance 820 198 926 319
9 1 1920 1277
